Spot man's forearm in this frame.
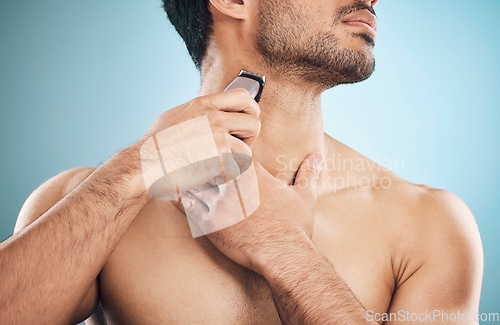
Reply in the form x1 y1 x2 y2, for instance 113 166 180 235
260 233 377 325
0 144 148 324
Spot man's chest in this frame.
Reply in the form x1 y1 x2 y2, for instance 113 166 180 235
98 199 394 324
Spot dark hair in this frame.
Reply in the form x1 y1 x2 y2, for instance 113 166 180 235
162 0 213 70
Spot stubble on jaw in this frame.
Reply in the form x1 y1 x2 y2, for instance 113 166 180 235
256 0 376 89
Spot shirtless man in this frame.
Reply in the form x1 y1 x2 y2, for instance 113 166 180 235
1 0 483 324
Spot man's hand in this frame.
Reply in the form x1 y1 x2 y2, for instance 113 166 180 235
139 88 262 201
195 153 325 276
142 88 261 154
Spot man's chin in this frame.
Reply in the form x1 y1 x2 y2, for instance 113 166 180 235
353 32 376 47
321 55 376 88
336 72 374 87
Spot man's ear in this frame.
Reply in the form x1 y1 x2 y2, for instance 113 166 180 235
209 0 250 20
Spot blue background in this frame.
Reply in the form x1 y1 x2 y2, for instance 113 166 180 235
0 0 498 321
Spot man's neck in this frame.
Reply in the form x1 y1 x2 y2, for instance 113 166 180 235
200 63 326 185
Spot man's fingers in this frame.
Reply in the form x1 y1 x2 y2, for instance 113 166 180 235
293 153 324 202
209 111 261 146
206 88 260 117
213 129 252 156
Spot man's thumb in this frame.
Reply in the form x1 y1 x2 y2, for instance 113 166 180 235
293 153 324 200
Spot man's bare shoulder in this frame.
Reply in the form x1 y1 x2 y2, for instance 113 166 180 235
367 165 483 308
373 179 481 249
322 134 476 221
323 134 479 230
319 142 478 244
15 167 96 232
321 135 482 293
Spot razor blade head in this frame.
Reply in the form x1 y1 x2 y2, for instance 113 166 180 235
224 70 266 103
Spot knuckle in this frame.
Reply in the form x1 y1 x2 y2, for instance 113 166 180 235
206 109 222 124
233 143 250 156
193 96 210 108
211 125 225 137
255 119 262 133
242 144 252 156
211 126 228 146
254 103 261 116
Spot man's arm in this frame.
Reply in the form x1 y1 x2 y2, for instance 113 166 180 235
0 146 149 325
384 189 483 325
13 167 101 324
0 88 261 324
260 232 377 325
